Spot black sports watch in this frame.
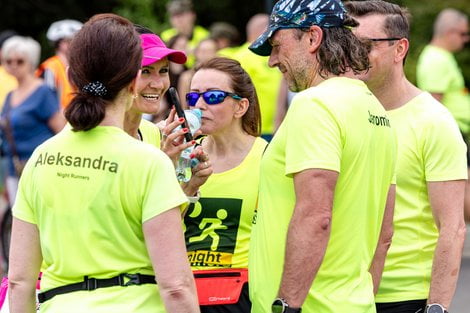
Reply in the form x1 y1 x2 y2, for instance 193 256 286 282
272 298 302 313
425 303 448 313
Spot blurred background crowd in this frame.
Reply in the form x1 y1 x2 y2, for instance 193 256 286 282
1 0 469 85
0 0 469 311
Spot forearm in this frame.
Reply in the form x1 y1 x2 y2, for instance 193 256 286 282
9 280 37 313
278 208 331 308
428 226 466 307
427 180 466 307
160 277 201 313
182 182 199 197
369 241 390 295
369 185 395 294
144 208 200 313
8 218 42 313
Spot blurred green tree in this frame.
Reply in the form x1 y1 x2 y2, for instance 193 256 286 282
113 0 170 34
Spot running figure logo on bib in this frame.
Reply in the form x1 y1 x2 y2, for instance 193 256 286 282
185 198 242 267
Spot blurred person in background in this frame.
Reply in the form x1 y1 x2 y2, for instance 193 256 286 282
166 34 189 90
178 38 218 108
232 14 282 141
346 2 467 313
0 36 63 206
184 57 267 313
161 0 210 68
210 22 241 58
7 13 200 313
416 9 470 223
0 30 18 110
36 19 83 110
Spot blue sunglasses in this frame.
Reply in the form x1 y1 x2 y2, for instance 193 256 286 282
186 90 242 107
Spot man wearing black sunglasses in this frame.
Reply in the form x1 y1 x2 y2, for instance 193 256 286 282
346 2 467 313
417 9 470 226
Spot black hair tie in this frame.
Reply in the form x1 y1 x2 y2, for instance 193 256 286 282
82 81 108 97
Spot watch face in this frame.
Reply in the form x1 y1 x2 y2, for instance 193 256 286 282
427 304 445 313
272 299 286 313
272 304 284 313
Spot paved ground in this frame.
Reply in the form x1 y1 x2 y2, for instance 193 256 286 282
449 225 470 313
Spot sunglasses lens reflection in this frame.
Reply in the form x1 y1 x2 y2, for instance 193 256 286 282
186 91 228 106
203 91 226 105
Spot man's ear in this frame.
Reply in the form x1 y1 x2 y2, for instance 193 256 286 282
233 97 249 119
395 38 409 63
307 25 323 53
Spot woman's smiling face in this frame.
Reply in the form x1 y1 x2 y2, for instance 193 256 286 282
132 57 170 114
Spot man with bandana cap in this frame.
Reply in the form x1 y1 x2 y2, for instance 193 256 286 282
248 0 397 312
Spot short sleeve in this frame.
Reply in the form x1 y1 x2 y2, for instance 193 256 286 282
34 86 60 121
285 95 342 176
140 151 188 222
423 113 468 181
12 158 36 224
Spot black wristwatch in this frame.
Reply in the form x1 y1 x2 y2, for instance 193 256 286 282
425 303 448 313
272 298 302 313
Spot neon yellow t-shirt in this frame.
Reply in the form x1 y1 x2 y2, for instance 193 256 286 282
416 45 470 136
217 46 242 59
376 92 467 302
139 118 161 148
13 126 188 313
233 43 282 136
249 77 397 313
184 137 267 270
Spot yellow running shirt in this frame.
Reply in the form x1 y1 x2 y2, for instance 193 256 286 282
249 77 397 313
417 45 470 136
184 137 267 270
233 43 282 136
376 92 467 302
139 118 161 148
13 126 188 313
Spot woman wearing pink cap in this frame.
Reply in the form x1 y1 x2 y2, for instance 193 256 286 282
124 26 211 198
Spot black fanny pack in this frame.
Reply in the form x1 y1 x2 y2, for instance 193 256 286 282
38 273 156 303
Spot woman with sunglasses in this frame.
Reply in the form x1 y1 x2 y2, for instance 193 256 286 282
125 26 211 198
0 36 64 207
8 14 199 313
183 57 267 313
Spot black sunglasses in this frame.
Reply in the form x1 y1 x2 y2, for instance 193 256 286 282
186 90 242 107
367 37 401 42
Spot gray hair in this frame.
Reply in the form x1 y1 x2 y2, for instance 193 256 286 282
2 36 41 69
434 8 468 36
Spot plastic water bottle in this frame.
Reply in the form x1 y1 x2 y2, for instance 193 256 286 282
174 109 202 136
175 109 202 182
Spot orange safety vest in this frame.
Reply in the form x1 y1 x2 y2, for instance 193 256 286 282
36 56 74 109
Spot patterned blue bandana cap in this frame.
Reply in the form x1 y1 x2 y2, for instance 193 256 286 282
249 0 346 56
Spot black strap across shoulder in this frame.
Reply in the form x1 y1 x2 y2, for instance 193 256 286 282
37 273 156 303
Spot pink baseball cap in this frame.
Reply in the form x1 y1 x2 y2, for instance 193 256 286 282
140 33 187 67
